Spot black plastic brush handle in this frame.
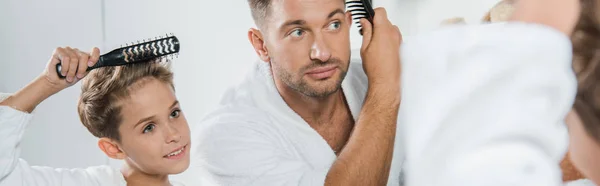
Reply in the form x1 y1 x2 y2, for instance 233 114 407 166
359 0 375 35
346 0 376 35
363 0 375 24
56 35 180 79
55 49 121 79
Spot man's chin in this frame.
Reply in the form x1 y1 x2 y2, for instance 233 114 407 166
295 71 346 97
302 83 342 98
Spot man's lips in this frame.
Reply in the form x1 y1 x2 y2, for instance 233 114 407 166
305 65 337 79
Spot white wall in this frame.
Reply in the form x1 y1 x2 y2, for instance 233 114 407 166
374 0 502 36
412 0 502 33
0 0 500 178
0 0 108 168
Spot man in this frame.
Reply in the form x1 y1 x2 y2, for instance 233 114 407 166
188 0 404 185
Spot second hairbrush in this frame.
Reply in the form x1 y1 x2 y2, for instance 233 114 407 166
56 34 180 79
346 0 375 35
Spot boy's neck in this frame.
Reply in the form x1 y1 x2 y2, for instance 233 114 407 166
121 161 171 186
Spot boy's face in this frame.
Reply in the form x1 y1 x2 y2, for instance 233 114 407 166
566 110 600 183
116 78 191 174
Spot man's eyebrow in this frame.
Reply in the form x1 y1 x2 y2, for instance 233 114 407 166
327 9 345 19
281 19 307 29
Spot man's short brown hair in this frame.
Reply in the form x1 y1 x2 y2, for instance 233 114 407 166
77 59 174 141
247 0 273 28
247 0 346 28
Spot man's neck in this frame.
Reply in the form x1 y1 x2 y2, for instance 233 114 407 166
121 161 171 186
275 81 348 127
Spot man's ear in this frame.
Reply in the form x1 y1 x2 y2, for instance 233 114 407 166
345 11 353 29
98 138 126 160
248 28 271 63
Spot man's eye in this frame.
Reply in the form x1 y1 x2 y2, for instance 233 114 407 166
290 29 304 37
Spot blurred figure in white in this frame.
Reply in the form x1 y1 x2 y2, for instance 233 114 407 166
400 0 584 185
481 1 598 185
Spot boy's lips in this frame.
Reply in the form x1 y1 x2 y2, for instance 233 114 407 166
164 145 187 159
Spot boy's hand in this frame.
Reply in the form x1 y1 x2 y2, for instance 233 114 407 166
0 47 100 113
42 47 100 92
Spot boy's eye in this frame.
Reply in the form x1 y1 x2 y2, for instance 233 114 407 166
143 124 155 133
170 109 181 118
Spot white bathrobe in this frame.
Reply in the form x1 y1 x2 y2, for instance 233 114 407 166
0 93 185 186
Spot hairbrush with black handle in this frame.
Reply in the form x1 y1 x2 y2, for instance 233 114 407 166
346 0 375 35
56 34 180 78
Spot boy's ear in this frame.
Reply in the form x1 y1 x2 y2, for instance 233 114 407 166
98 138 126 160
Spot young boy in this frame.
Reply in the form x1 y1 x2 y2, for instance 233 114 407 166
0 46 190 186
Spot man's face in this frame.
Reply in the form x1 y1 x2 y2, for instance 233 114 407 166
263 0 352 97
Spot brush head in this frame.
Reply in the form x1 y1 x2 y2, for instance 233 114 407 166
346 0 375 35
56 34 181 79
120 35 180 63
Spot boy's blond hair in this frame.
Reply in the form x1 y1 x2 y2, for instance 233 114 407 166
77 59 174 141
481 0 515 22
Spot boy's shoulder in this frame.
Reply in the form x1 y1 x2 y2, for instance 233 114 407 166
0 92 11 102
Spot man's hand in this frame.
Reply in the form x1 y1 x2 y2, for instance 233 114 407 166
324 7 402 186
359 7 402 91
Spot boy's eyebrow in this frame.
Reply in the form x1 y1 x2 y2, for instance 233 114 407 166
170 100 179 108
135 115 157 128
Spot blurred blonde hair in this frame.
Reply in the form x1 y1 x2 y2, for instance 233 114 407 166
482 0 516 22
440 17 466 25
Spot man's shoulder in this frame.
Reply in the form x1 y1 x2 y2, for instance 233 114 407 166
194 103 286 140
191 105 285 154
199 105 273 129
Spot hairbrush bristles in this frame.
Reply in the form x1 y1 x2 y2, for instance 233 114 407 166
121 36 179 62
56 35 180 79
346 0 375 35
